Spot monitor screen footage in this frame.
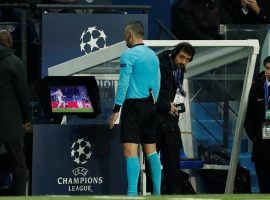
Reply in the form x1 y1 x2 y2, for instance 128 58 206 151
49 86 94 113
39 76 100 119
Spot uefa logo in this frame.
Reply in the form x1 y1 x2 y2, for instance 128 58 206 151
71 138 92 165
80 26 107 55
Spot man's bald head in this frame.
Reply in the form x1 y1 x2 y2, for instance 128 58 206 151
0 30 13 48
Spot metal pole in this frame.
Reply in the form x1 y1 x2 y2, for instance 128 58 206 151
225 53 258 193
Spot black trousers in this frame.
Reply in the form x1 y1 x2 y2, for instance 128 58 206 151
0 139 28 196
255 162 270 193
156 122 183 194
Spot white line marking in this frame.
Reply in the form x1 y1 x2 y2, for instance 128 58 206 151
171 198 221 200
92 196 145 199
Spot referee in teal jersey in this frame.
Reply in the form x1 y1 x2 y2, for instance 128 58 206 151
109 21 161 196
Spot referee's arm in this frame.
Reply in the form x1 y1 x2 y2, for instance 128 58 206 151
110 55 132 128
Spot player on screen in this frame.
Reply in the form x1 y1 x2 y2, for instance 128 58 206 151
52 88 66 108
76 95 84 108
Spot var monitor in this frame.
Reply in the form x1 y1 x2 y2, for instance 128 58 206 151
39 76 100 118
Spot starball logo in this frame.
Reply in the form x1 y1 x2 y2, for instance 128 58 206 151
71 138 92 165
56 138 103 192
80 26 107 55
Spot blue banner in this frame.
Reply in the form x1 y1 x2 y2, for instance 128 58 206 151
32 124 126 195
42 13 148 77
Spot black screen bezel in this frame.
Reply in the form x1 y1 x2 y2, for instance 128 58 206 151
39 76 101 119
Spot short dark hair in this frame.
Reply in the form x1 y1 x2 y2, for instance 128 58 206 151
264 56 270 67
171 42 195 61
125 21 144 38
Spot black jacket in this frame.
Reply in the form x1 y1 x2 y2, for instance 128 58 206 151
0 44 31 142
245 72 270 163
232 0 270 24
156 50 182 125
172 0 233 40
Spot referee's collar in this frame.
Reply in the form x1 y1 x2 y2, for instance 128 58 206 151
132 43 144 48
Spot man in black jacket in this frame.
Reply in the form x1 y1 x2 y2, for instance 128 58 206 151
171 0 234 40
236 0 270 24
156 42 195 194
245 56 270 193
0 30 31 195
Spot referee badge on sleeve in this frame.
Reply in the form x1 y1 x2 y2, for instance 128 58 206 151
120 63 126 68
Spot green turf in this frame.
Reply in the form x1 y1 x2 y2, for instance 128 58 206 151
52 108 93 113
1 194 270 200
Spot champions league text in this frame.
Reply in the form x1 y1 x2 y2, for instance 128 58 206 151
57 177 103 192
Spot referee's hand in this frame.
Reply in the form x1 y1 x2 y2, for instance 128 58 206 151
109 112 120 129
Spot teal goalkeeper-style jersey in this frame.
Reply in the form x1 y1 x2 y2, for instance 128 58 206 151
115 43 160 107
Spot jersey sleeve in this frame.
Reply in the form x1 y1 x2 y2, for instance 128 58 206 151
114 51 133 107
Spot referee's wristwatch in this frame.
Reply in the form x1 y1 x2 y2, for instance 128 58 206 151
113 104 121 113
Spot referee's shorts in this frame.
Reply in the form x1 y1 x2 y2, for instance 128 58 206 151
120 97 158 144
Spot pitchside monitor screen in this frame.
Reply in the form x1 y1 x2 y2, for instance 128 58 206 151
39 76 100 118
49 86 94 113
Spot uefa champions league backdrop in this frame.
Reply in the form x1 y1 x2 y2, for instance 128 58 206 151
35 14 148 195
32 124 126 195
42 13 148 77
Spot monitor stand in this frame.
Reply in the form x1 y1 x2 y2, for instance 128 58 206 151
60 115 67 125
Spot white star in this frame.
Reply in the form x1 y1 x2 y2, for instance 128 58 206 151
88 26 97 33
86 152 92 160
77 138 84 144
80 42 85 52
80 30 86 40
71 142 75 148
74 157 81 164
88 35 99 51
85 141 91 148
77 146 85 156
71 150 76 157
99 30 107 39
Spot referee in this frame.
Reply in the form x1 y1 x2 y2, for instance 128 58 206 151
109 21 161 196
